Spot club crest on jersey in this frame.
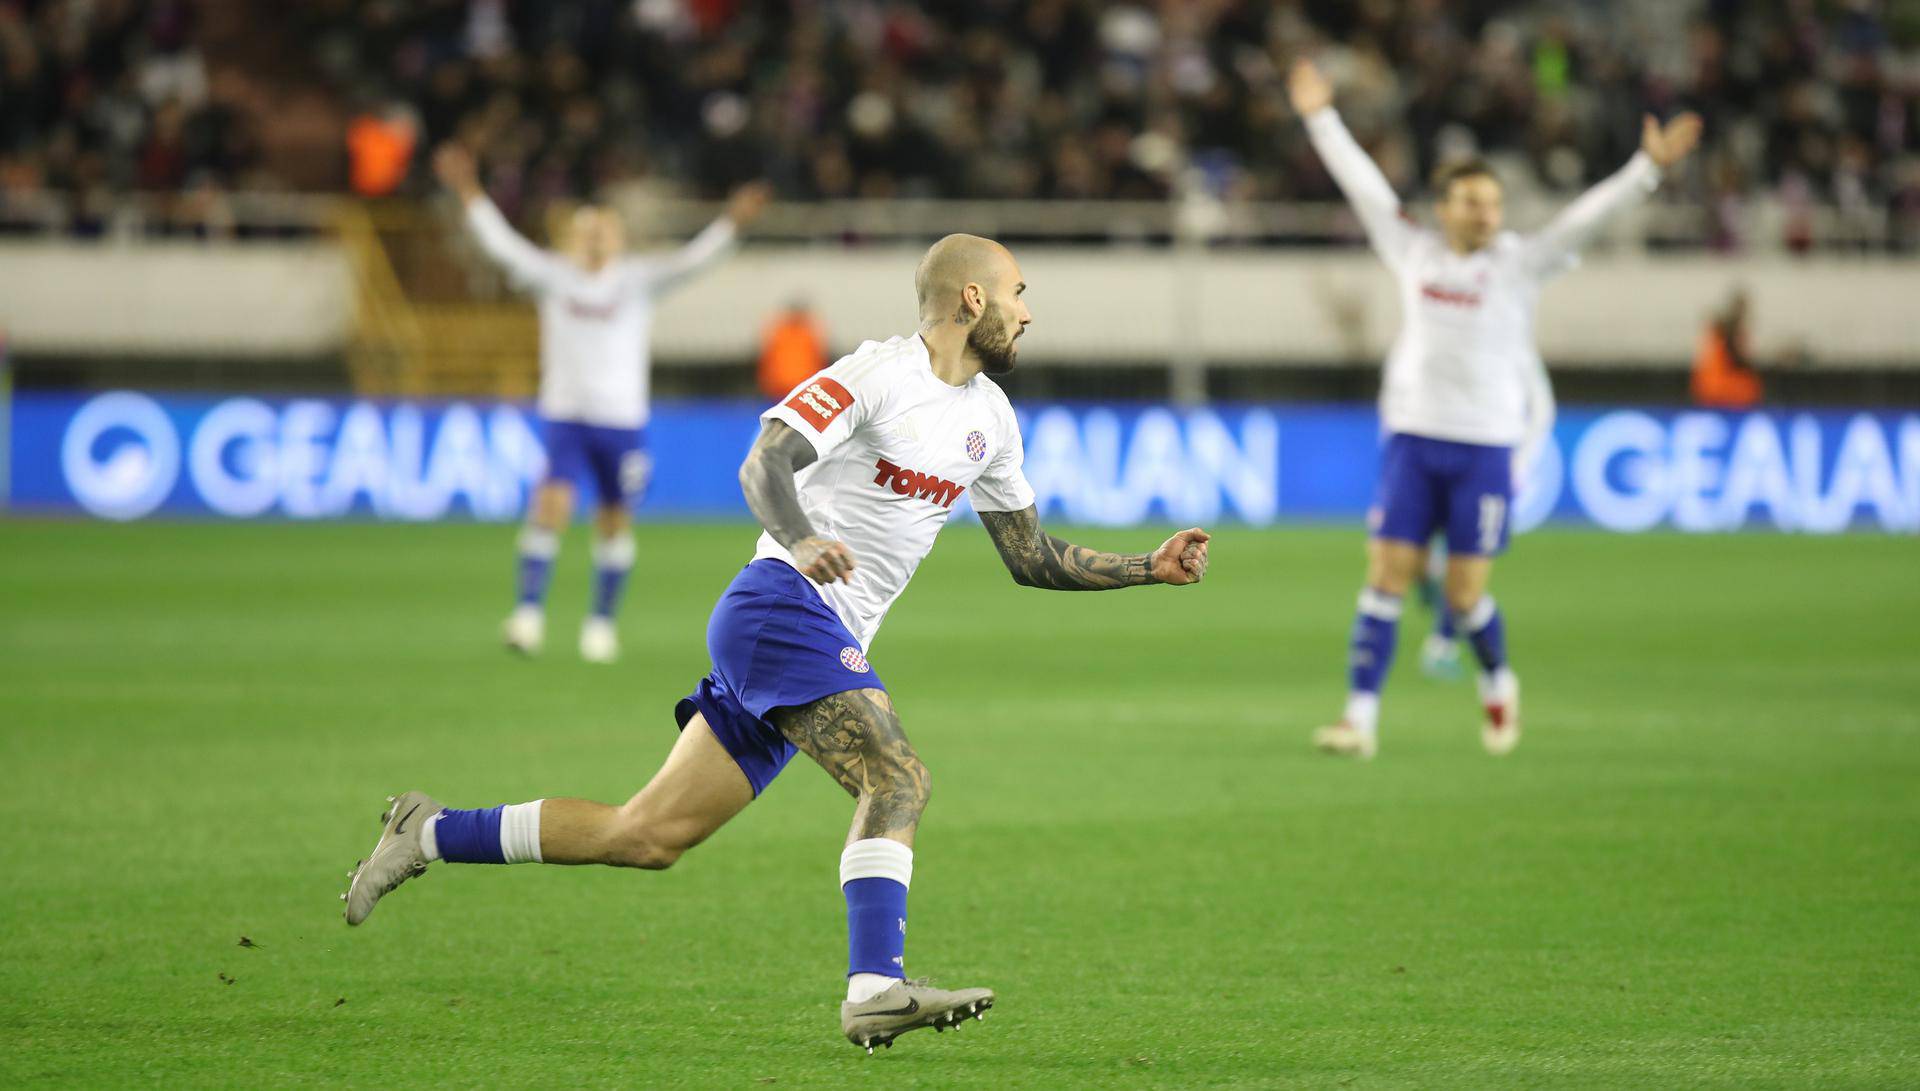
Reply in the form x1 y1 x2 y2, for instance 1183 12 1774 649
873 458 966 508
964 430 987 462
787 377 853 432
839 646 870 673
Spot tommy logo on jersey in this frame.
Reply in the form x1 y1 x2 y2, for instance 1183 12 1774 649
787 377 854 431
873 458 966 508
964 430 987 462
1421 282 1486 308
1421 269 1489 309
564 297 620 321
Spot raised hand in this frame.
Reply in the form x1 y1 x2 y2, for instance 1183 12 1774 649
432 143 482 201
725 181 774 228
792 535 857 584
1288 59 1333 117
1150 528 1211 586
1641 112 1703 170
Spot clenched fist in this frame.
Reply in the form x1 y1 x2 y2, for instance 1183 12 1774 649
1151 528 1211 586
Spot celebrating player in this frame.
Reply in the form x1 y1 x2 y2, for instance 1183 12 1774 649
340 234 1212 1052
433 143 770 664
1287 58 1699 759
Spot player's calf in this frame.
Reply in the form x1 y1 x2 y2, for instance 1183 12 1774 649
770 690 973 1028
592 800 726 870
1454 594 1521 753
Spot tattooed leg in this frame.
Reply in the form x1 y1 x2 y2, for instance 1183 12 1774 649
773 688 930 994
771 688 930 846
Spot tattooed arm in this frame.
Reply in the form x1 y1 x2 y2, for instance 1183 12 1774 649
738 419 858 583
978 505 1210 590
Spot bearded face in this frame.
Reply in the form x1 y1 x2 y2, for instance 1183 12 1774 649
968 299 1021 375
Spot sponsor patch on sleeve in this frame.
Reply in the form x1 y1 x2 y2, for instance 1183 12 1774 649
786 376 854 432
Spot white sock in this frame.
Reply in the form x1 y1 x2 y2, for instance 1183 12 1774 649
1344 691 1380 736
518 525 560 559
1461 596 1498 633
591 532 636 571
420 814 442 861
1478 667 1517 703
499 800 544 864
847 973 899 1004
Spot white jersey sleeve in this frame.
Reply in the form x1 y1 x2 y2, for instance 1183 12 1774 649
761 351 887 461
1303 107 1422 270
969 393 1035 513
464 196 567 293
1519 152 1661 280
628 217 739 300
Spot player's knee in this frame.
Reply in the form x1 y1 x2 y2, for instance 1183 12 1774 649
884 754 932 814
1365 542 1420 595
1444 587 1484 617
605 813 698 870
1444 573 1489 616
632 842 684 870
532 484 575 528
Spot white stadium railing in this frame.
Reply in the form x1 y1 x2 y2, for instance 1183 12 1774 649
0 190 1914 256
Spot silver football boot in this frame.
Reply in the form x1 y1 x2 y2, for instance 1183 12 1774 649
341 791 442 926
841 978 995 1054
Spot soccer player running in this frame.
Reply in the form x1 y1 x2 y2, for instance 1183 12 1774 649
432 144 771 664
1287 59 1699 759
341 233 1212 1052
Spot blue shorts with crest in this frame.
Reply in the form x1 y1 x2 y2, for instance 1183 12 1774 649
675 560 886 796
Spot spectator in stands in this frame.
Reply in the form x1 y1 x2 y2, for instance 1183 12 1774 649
1691 288 1763 409
346 101 419 199
757 299 827 400
1 0 1916 253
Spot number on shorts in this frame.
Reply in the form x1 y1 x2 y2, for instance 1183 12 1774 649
620 450 653 500
1478 494 1506 554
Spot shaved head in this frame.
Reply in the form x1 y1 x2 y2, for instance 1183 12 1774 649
914 232 1030 376
916 233 1014 324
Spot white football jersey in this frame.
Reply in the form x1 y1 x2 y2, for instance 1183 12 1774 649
1305 108 1659 459
465 197 737 429
754 334 1035 650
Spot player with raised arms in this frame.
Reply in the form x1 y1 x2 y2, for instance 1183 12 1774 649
340 233 1212 1052
1288 58 1700 759
433 143 770 664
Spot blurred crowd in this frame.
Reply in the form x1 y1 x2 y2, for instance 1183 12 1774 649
0 0 271 235
2 0 1918 246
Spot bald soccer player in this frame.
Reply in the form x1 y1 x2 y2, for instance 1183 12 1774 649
340 234 1214 1053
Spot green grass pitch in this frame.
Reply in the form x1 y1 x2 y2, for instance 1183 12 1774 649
1 519 1916 1088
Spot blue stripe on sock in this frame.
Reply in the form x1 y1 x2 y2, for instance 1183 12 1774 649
434 806 506 864
844 877 908 978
